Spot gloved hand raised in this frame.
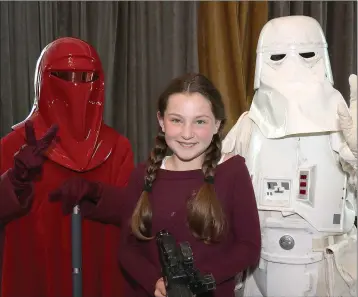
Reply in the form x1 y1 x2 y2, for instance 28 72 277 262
338 74 357 159
49 176 103 215
8 120 58 185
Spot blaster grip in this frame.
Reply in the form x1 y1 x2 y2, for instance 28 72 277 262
156 230 216 297
156 230 192 297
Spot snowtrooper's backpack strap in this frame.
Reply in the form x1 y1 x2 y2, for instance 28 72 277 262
222 111 253 159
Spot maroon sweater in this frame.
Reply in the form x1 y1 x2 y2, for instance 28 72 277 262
87 155 261 297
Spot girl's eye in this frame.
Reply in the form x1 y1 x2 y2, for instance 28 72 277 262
171 118 181 123
196 120 206 124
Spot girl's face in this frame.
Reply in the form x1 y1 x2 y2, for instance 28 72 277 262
157 92 221 167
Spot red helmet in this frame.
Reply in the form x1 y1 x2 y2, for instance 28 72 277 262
35 36 104 141
14 37 116 171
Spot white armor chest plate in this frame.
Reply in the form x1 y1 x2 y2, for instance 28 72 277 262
245 123 355 233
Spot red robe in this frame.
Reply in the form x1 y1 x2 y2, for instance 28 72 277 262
0 124 134 297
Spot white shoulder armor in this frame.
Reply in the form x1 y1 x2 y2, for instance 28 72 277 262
222 111 253 159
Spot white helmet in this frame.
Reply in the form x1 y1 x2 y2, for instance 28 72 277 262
254 15 334 90
249 15 347 139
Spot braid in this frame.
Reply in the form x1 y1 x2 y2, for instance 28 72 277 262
145 130 167 187
202 133 222 178
131 130 168 240
187 130 226 244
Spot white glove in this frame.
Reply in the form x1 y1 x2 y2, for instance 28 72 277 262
338 74 357 159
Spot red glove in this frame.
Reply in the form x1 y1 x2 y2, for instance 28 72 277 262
49 176 103 215
8 121 58 193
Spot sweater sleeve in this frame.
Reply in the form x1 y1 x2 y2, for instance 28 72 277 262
117 165 161 294
83 162 142 227
200 157 261 285
118 223 161 295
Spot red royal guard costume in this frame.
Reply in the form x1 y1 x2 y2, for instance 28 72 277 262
0 37 134 297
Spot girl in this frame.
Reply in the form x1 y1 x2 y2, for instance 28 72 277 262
50 73 261 297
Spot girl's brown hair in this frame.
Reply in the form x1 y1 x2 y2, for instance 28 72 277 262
131 73 227 243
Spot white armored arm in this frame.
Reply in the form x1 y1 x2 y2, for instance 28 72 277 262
338 74 357 189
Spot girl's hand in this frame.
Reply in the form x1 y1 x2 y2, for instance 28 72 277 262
154 277 166 297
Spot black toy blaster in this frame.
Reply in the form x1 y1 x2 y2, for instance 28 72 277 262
156 230 216 297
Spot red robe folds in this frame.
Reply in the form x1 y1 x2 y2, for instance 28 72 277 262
0 123 134 297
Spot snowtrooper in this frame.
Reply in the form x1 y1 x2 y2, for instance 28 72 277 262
222 15 357 297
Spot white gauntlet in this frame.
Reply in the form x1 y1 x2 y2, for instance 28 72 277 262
338 74 357 189
338 74 357 158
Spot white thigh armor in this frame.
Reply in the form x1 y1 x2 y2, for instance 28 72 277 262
237 123 357 297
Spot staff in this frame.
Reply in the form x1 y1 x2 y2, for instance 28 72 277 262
72 205 82 297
